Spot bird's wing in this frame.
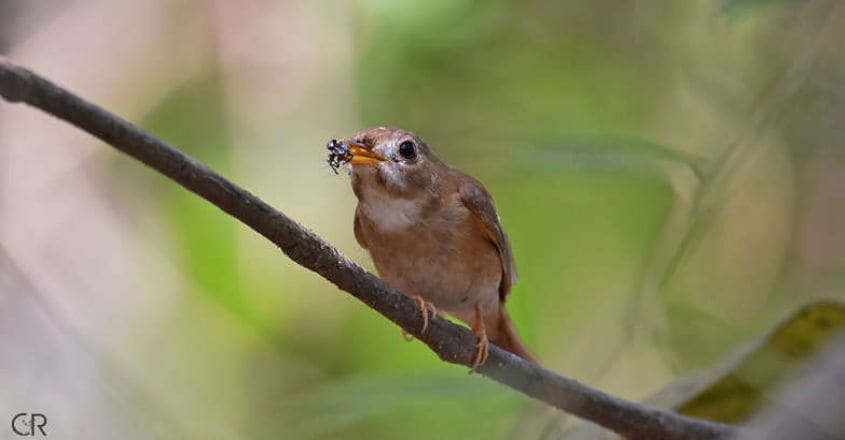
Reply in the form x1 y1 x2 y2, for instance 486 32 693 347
353 207 369 250
459 176 518 302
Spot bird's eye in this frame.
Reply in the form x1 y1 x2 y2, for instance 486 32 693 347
398 141 417 160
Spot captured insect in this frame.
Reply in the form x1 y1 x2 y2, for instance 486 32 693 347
327 139 353 174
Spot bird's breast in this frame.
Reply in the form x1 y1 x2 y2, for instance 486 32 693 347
359 196 421 232
355 198 500 314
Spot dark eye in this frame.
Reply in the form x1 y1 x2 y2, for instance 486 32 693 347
398 141 417 160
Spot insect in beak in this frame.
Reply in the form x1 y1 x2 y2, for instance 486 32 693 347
326 139 386 173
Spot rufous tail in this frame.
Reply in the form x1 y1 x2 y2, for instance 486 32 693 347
494 306 540 365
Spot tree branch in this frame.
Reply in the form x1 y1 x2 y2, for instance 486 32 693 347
0 56 736 440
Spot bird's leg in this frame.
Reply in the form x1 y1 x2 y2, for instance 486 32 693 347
470 304 489 372
402 295 437 341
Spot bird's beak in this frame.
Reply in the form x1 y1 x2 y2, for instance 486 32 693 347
347 142 386 165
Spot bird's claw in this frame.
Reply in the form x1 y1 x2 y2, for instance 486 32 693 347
413 296 437 334
470 331 489 373
401 296 437 342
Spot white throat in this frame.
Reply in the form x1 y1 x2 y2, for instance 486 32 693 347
359 191 421 232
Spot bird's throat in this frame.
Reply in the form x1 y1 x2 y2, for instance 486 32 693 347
359 194 422 233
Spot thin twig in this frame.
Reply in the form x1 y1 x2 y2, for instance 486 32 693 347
0 56 736 440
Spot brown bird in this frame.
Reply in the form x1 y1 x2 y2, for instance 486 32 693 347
335 127 538 368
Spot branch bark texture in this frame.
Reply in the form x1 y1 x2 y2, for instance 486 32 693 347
0 56 736 440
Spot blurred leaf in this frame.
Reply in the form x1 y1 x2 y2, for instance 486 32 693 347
563 301 845 439
722 0 801 15
254 374 523 440
520 135 704 181
673 300 845 423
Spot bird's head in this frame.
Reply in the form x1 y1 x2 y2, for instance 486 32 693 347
339 127 445 200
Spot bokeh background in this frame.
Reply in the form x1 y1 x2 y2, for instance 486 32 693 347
2 0 845 438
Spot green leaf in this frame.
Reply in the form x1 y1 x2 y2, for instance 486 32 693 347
563 301 845 439
672 301 845 423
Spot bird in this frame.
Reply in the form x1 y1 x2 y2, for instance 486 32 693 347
332 127 538 369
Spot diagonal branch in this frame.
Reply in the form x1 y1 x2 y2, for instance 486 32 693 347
0 56 736 440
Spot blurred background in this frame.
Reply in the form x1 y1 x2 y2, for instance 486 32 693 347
2 0 845 438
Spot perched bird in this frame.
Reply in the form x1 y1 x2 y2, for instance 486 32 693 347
332 127 538 368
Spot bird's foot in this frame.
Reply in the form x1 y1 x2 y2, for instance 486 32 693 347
470 304 489 372
401 296 437 341
413 295 437 334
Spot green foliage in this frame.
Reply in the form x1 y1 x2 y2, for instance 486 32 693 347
722 0 801 15
139 76 257 323
253 375 523 439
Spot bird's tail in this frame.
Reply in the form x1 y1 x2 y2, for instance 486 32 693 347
494 306 540 364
